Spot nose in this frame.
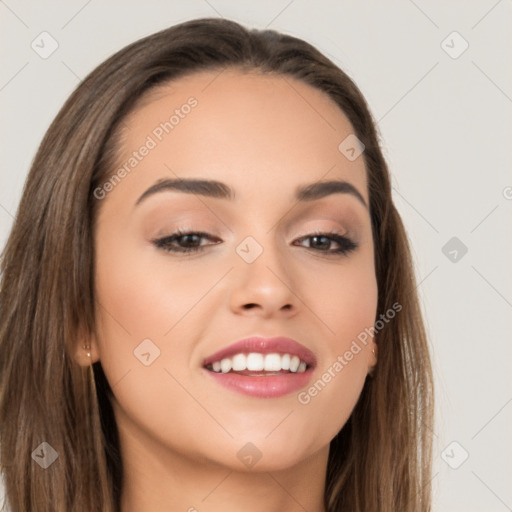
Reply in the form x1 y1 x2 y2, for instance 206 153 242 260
229 238 299 319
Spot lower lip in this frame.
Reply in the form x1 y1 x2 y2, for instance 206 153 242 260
204 368 314 398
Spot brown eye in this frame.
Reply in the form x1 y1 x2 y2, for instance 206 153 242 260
153 230 219 254
152 229 357 257
294 231 358 255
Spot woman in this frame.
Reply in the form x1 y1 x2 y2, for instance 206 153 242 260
0 17 434 512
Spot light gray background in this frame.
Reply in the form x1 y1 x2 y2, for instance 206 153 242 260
1 1 511 511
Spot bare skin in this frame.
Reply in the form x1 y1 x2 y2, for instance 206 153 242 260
75 69 378 512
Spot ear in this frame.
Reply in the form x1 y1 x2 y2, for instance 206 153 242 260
72 327 100 367
367 343 378 376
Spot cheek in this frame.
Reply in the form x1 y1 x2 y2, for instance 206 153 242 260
94 234 212 341
293 253 377 440
303 249 378 348
93 238 217 458
92 232 200 389
333 265 378 347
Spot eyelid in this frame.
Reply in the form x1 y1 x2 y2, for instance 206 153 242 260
151 227 358 256
294 225 350 239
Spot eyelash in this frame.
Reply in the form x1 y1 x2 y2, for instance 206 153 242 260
152 228 358 256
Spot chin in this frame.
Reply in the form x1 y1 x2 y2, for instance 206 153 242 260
203 432 325 473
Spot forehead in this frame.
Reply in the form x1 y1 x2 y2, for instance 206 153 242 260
111 68 368 207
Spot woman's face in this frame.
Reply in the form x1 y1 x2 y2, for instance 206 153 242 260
90 69 378 472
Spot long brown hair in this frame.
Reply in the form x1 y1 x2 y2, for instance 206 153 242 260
0 17 433 512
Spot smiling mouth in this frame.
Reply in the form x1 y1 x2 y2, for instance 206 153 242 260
204 352 309 375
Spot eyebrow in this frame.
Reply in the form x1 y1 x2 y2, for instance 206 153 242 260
135 178 368 209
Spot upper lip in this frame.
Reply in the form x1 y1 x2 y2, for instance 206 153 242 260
202 336 317 368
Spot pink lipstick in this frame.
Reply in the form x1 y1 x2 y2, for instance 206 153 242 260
202 336 316 398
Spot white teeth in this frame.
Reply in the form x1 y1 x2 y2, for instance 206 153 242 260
289 355 300 372
232 353 246 371
264 353 281 371
220 358 232 374
207 352 308 374
246 353 264 371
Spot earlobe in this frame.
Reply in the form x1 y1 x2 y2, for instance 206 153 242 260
82 343 93 366
368 344 378 376
73 332 99 366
